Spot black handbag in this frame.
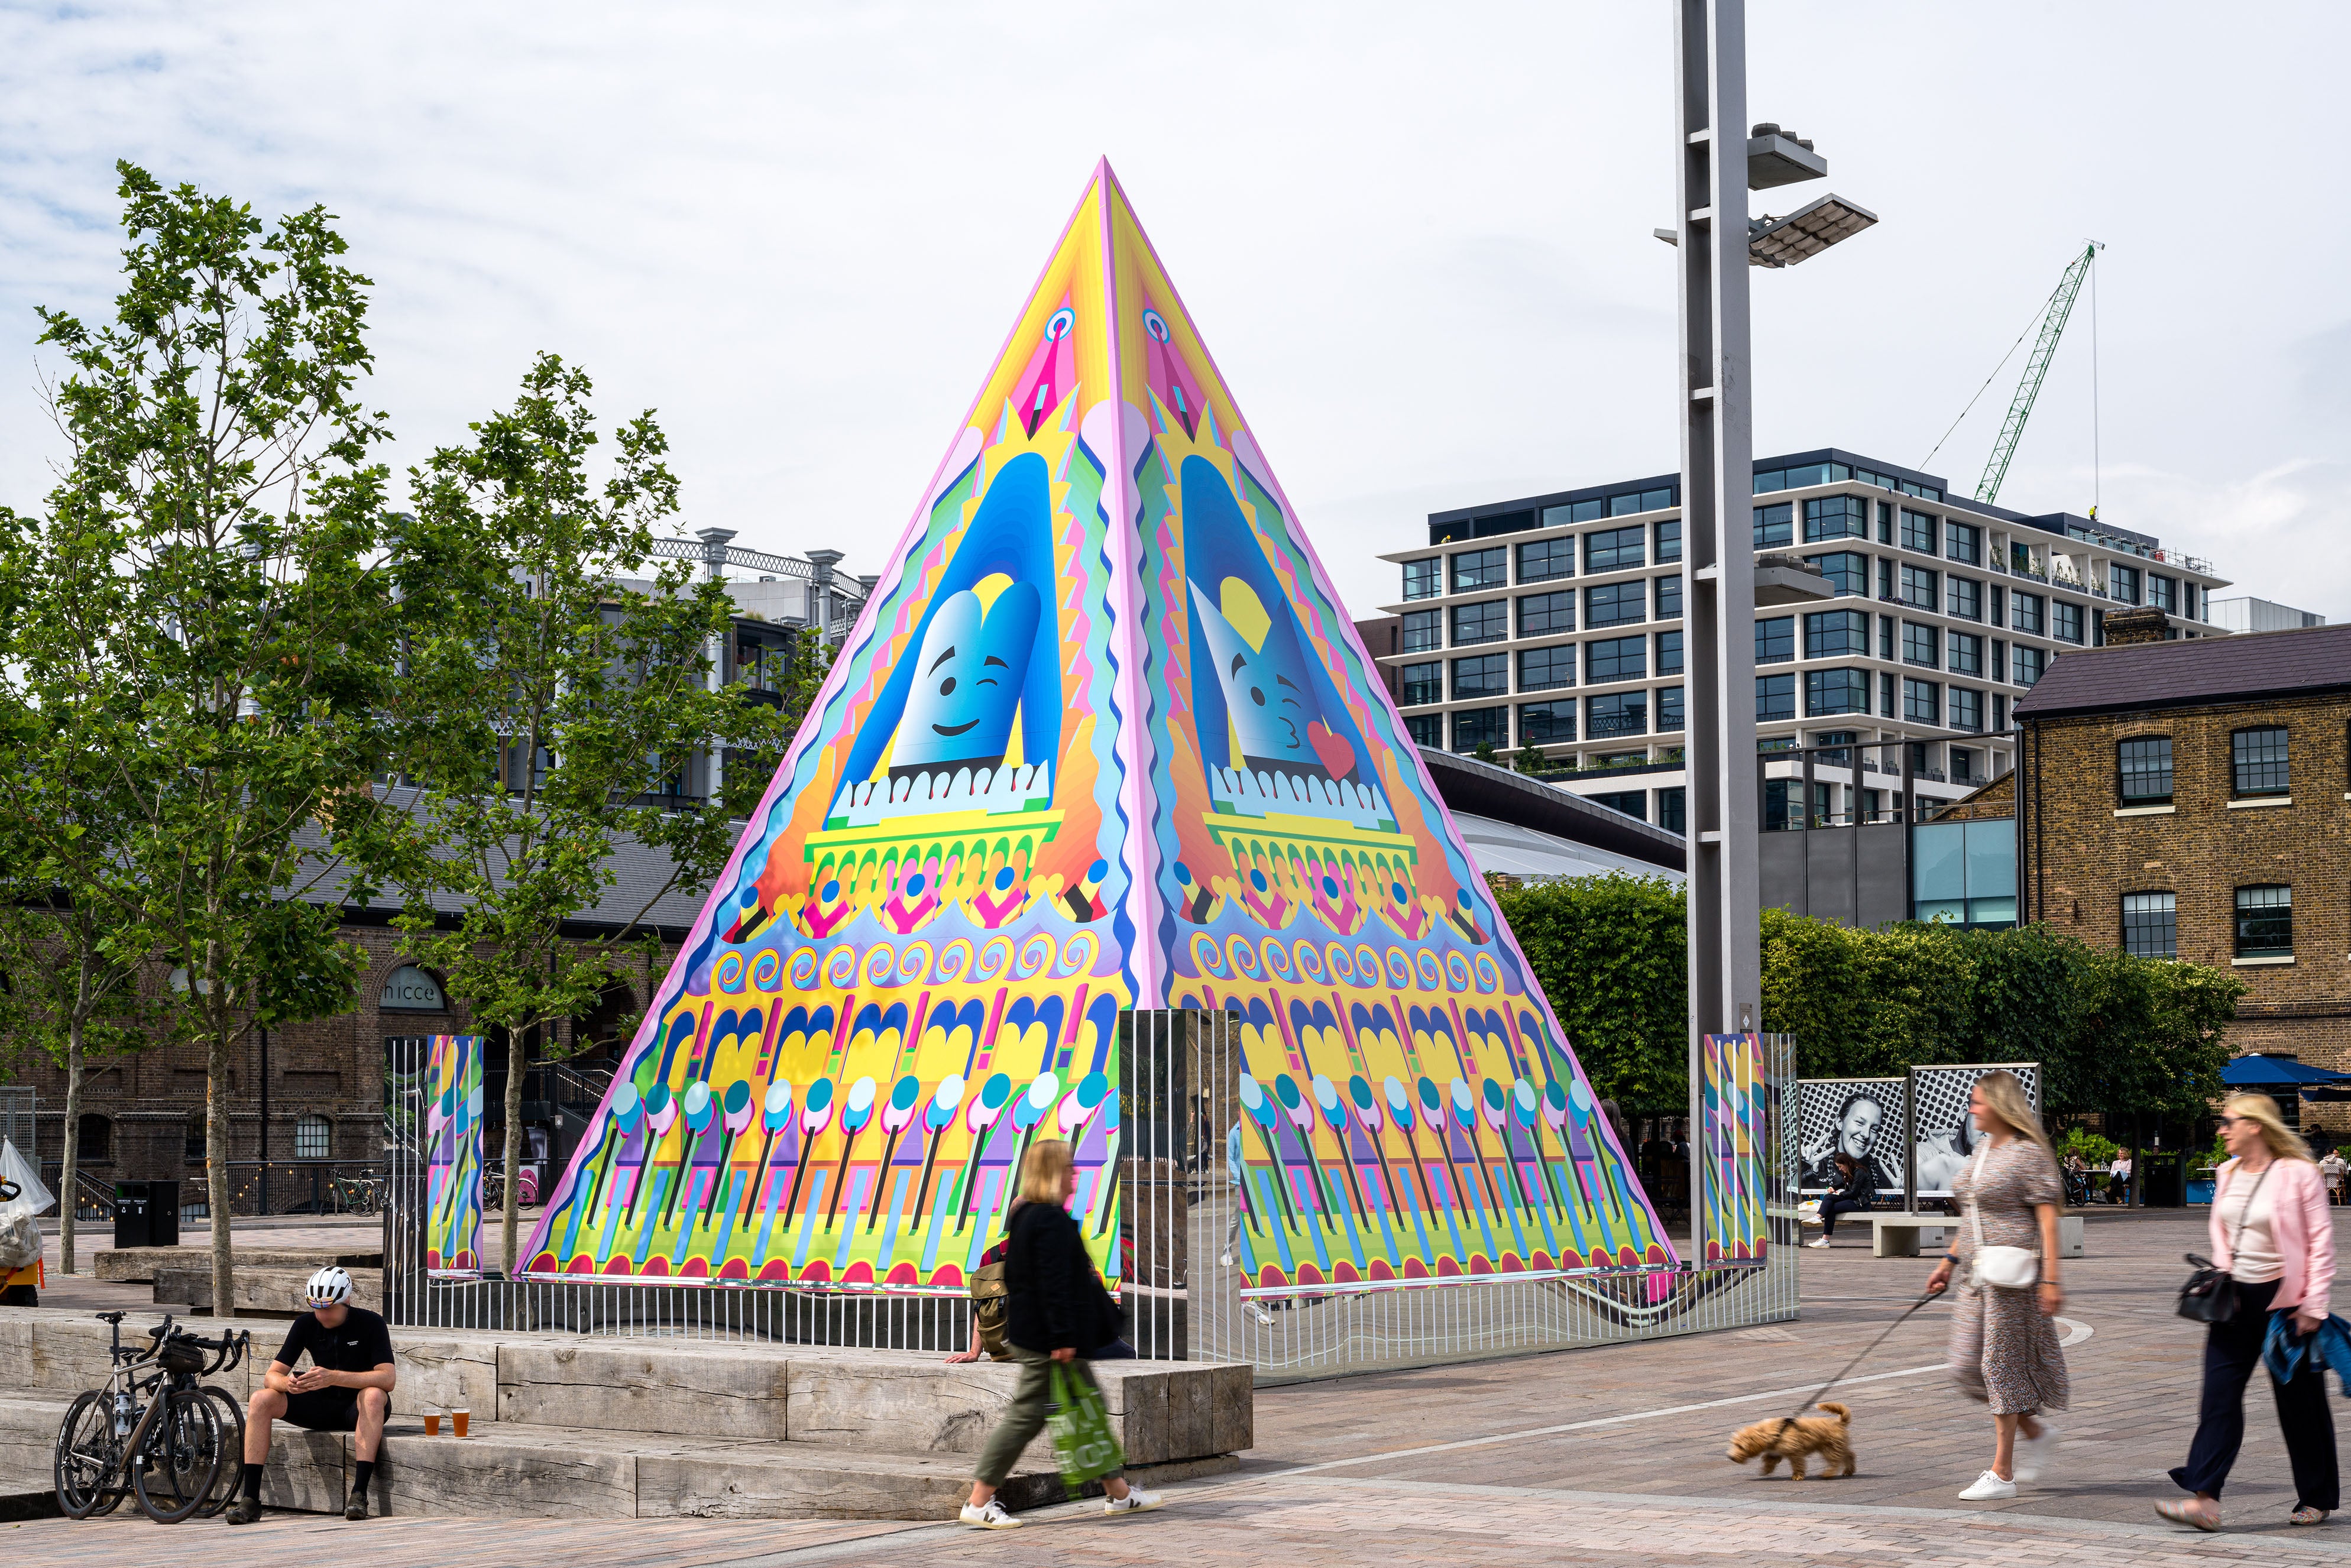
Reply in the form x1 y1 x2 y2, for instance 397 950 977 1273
2178 1163 2272 1324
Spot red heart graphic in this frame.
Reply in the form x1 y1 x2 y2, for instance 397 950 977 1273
1307 721 1356 780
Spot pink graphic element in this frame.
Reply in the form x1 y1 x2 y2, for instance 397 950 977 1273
1138 293 1210 439
1009 294 1079 438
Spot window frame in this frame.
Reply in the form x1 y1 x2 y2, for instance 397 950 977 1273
1756 671 1796 723
1587 691 1649 738
1401 608 1442 654
2235 884 2293 957
1583 526 1647 575
1401 558 1442 601
2122 891 2178 959
1517 699 1575 745
1450 547 1507 595
1585 580 1647 629
1902 620 1939 669
1900 508 1937 553
1804 667 1870 718
1515 536 1573 584
2231 725 2291 798
1517 644 1576 693
1449 599 1508 647
1585 634 1648 685
2117 736 2174 805
1803 607 1869 660
1450 653 1509 702
1398 661 1443 707
1755 615 1795 665
1515 589 1575 639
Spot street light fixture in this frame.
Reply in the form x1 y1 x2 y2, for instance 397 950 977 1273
1654 124 1876 268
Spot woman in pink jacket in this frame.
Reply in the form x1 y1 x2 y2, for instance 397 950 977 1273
2159 1093 2339 1531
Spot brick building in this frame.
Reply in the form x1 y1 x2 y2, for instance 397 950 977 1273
2015 613 2351 1074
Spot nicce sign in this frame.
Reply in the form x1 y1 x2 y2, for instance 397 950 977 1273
380 966 445 1013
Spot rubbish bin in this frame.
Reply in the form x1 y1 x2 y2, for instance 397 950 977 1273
114 1180 182 1249
2141 1152 2184 1209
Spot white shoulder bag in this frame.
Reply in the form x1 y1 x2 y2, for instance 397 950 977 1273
1965 1141 2040 1291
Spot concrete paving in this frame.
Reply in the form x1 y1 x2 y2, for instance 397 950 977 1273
12 1207 2346 1563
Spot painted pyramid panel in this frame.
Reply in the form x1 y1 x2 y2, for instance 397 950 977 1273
520 163 1675 1292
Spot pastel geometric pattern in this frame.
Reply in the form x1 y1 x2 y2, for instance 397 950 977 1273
522 162 1676 1294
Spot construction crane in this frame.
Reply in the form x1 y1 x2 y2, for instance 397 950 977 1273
1973 242 2101 505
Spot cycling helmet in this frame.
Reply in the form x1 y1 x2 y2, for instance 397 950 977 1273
305 1266 353 1307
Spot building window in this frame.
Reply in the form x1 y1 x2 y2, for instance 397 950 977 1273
1584 526 1646 574
1989 583 2005 628
1757 672 1796 722
2236 885 2293 957
1452 654 1508 701
1404 713 1442 747
1944 520 1981 565
2232 726 2291 796
2109 563 2142 605
2052 600 2084 644
1654 519 1682 563
1950 746 1978 783
1948 576 1983 621
1399 662 1442 706
1591 790 1648 822
1656 629 1683 676
1900 508 1937 553
77 1113 112 1165
1451 547 1506 594
1950 687 1983 732
1586 582 1646 629
1993 693 2007 731
1657 786 1686 835
1588 692 1648 738
1517 590 1574 637
1903 678 1941 724
2010 591 2043 635
1451 600 1507 646
1517 537 1573 584
1803 550 1868 597
1586 635 1647 684
1452 707 1508 753
1902 621 1939 668
1804 608 1868 659
2123 892 2178 959
1518 645 1575 692
294 1115 333 1161
1879 672 1897 718
1900 564 1938 610
1654 574 1682 620
1879 614 1896 659
1990 637 2006 681
1805 668 1870 717
1657 685 1685 731
1401 609 1442 654
2014 644 2048 686
1518 701 1575 744
1803 494 1869 542
184 1115 206 1162
1401 558 1441 601
2149 574 2177 613
2118 737 2173 805
1753 503 1794 549
1948 631 1983 675
1878 557 1895 600
1754 616 1795 664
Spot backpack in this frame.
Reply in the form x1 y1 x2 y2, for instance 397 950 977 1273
970 1257 1011 1360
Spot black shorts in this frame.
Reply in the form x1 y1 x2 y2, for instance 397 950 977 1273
280 1389 361 1431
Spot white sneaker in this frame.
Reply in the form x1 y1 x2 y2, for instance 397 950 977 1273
1218 1252 1234 1268
1103 1486 1164 1515
959 1499 1022 1529
1246 1304 1278 1326
1805 1237 1831 1249
2013 1421 2057 1482
1958 1470 2017 1501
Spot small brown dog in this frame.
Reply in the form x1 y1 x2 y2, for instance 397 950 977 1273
1726 1402 1855 1479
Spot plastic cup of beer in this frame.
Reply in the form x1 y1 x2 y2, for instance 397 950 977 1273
452 1405 470 1438
423 1408 442 1437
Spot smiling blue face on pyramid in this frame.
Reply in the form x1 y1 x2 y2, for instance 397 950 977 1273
890 582 1041 779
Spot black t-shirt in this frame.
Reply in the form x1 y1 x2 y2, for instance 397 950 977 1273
275 1307 394 1378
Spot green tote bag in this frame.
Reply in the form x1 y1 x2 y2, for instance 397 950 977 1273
1048 1362 1126 1489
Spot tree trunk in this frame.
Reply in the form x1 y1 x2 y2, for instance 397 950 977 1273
208 1024 236 1317
502 1025 525 1277
59 1022 80 1275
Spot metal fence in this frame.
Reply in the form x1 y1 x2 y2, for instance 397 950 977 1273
381 1018 1800 1373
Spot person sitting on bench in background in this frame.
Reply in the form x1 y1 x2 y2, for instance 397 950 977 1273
227 1266 397 1525
1807 1151 1877 1249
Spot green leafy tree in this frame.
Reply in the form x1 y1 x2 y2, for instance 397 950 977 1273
1489 872 1690 1111
391 354 791 1273
28 164 406 1313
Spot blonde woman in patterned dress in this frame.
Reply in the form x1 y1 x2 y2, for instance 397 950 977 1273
1923 1071 2068 1501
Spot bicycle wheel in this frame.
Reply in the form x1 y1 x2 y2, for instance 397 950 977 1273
132 1386 224 1523
53 1389 123 1520
195 1385 246 1518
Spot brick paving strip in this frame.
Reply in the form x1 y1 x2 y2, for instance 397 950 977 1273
11 1209 2345 1566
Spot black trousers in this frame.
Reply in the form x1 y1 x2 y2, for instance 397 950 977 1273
2172 1278 2340 1509
1819 1194 1867 1237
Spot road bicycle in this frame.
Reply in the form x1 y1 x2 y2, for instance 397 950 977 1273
53 1311 250 1523
331 1171 387 1217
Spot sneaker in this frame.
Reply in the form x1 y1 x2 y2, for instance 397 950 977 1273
1218 1252 1234 1268
1805 1237 1832 1249
345 1491 370 1522
225 1496 264 1525
1246 1304 1278 1326
2014 1421 2057 1483
1958 1470 2017 1501
959 1499 1021 1530
1104 1485 1164 1516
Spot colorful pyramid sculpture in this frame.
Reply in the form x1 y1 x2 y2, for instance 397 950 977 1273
521 162 1676 1294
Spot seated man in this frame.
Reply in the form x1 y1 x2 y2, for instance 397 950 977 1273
228 1266 397 1525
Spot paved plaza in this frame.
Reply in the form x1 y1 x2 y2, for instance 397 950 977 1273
17 1208 2351 1564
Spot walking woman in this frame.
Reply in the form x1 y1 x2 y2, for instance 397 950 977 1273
1924 1070 2068 1501
2158 1093 2338 1531
1806 1150 1877 1249
959 1139 1164 1530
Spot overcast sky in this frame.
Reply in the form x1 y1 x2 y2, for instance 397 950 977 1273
4 2 2345 624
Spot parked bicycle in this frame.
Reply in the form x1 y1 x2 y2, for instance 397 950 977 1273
330 1172 386 1217
53 1311 250 1523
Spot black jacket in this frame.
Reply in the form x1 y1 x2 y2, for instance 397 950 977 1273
1003 1199 1121 1355
1831 1160 1879 1205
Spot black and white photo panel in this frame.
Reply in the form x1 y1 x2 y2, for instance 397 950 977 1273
1909 1062 2041 1200
1797 1078 1908 1198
